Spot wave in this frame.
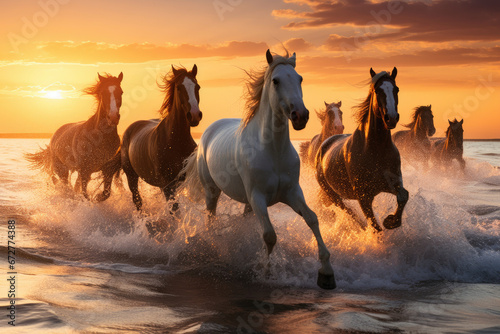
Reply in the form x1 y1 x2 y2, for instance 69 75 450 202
14 155 498 291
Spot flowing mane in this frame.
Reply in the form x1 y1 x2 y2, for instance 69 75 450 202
241 51 296 127
158 66 192 119
82 73 114 98
352 71 391 125
316 108 328 124
403 105 431 128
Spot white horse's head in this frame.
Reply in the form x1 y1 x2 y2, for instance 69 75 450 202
266 50 309 130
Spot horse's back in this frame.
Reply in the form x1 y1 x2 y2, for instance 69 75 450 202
392 130 409 146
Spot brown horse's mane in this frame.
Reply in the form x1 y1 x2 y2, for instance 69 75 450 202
241 51 296 128
316 103 336 125
403 105 431 128
158 66 196 119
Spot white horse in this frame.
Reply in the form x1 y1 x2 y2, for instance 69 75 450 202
183 50 335 289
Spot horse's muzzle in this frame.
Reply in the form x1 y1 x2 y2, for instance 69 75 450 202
187 109 202 127
384 113 399 130
290 109 309 130
108 113 120 126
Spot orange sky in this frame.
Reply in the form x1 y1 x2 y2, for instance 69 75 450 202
1 0 499 139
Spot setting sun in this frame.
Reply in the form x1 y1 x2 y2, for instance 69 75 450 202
43 90 63 99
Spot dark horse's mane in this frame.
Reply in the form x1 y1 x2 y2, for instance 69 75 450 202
352 72 391 125
158 66 195 119
446 118 461 136
403 105 431 128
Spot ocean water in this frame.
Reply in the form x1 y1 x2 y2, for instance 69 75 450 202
0 138 499 333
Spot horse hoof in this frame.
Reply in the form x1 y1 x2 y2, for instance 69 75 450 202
383 215 401 229
317 271 336 290
94 192 110 202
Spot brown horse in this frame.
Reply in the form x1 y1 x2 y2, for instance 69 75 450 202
300 101 344 166
392 105 436 166
119 65 202 211
431 119 465 171
26 73 123 201
315 68 408 232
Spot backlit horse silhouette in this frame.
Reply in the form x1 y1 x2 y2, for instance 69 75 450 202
26 72 123 201
393 105 436 166
431 119 465 171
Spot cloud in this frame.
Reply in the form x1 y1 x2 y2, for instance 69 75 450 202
273 0 500 43
4 40 269 64
283 38 314 51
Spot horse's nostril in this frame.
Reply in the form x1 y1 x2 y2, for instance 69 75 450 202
291 111 298 121
384 114 390 122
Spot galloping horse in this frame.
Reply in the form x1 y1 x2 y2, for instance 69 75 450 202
119 65 202 211
431 119 465 171
315 68 408 232
183 50 335 289
26 72 123 201
300 101 344 166
393 105 436 165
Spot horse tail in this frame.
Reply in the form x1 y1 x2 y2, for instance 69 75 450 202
299 140 310 163
25 145 52 174
179 147 204 202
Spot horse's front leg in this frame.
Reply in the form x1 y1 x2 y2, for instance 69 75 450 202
284 187 336 290
79 171 92 200
358 194 383 232
94 170 113 202
248 191 276 256
383 176 409 230
162 180 180 214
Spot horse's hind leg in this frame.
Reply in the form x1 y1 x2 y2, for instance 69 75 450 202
124 167 142 211
284 187 336 290
94 171 113 202
53 157 69 186
162 181 180 214
79 170 92 200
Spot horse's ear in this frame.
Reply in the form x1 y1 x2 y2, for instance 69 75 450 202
171 65 179 76
191 64 197 77
338 101 342 107
370 68 376 78
391 67 398 80
429 104 432 109
448 119 452 125
324 101 329 107
266 49 273 65
98 73 104 82
459 119 463 125
118 72 123 83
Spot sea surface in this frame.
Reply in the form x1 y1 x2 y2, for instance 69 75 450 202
0 138 499 333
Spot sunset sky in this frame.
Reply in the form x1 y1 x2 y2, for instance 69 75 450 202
1 0 499 139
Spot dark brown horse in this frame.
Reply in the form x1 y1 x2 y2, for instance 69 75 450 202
119 65 202 211
26 73 123 201
431 119 465 171
393 105 436 165
300 101 344 166
315 68 408 232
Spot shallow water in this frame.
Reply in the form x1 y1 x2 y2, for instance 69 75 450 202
1 138 499 333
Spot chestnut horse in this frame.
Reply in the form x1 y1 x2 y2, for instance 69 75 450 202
300 101 344 166
26 72 123 201
316 68 408 232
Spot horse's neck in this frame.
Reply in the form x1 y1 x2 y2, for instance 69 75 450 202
321 119 334 142
360 100 392 149
445 133 462 154
251 96 291 154
412 117 426 139
157 100 191 143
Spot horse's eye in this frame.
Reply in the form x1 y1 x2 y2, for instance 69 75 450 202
272 78 279 86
